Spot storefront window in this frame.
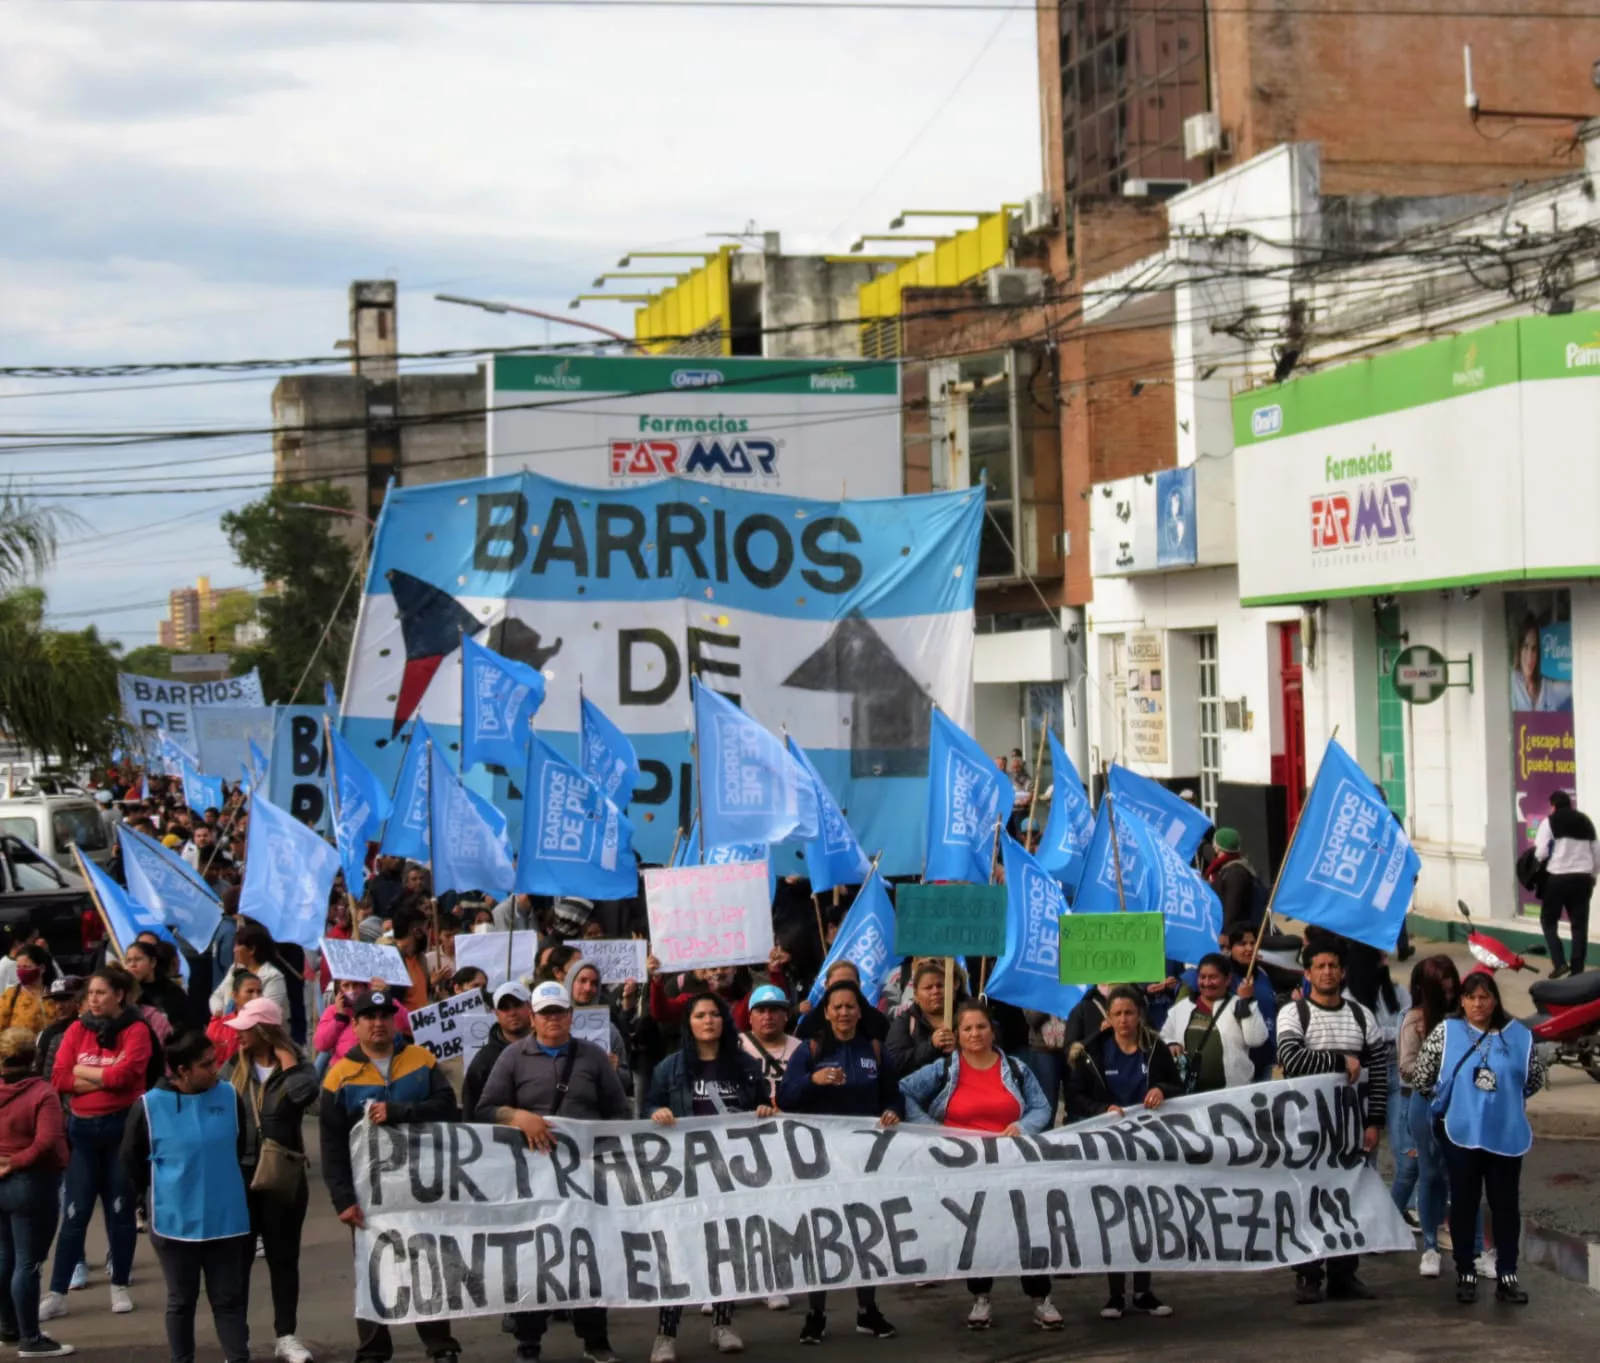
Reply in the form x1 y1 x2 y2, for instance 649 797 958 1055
1508 589 1575 916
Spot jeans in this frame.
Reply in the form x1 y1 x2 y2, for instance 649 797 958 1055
150 1231 252 1363
248 1179 309 1337
50 1109 138 1294
1388 1072 1419 1214
1106 1271 1152 1299
0 1169 60 1342
1441 1138 1522 1278
967 1276 1049 1299
659 1303 731 1336
1540 874 1592 973
357 1317 462 1362
1018 1049 1064 1125
1407 1092 1450 1252
806 1287 876 1317
512 1306 607 1354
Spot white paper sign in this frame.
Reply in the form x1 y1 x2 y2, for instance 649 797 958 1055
408 992 493 1068
351 1074 1415 1323
571 1006 613 1053
565 938 648 986
644 862 774 972
454 930 540 991
320 937 410 988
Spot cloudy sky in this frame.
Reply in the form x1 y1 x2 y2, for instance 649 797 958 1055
0 0 1039 658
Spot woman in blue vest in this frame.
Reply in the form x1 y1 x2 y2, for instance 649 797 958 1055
1415 971 1547 1306
120 1031 253 1363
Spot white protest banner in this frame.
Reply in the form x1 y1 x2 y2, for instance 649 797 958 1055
119 670 267 753
644 862 773 972
566 939 648 986
408 992 493 1068
351 1074 1412 1323
571 1006 613 1053
455 930 539 991
321 937 410 988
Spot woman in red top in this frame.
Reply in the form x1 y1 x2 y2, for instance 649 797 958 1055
900 1000 1060 1332
41 966 154 1321
0 1025 71 1355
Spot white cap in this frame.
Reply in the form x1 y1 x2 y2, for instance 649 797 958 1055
530 981 573 1013
493 981 531 1008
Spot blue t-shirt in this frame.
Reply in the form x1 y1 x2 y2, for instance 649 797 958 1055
1098 1035 1151 1109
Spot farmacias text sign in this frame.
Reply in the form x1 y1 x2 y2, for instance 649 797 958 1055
351 1076 1412 1322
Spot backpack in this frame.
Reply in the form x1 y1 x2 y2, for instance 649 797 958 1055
1293 996 1371 1040
1515 845 1547 893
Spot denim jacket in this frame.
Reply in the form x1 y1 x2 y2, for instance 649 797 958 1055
899 1050 1052 1133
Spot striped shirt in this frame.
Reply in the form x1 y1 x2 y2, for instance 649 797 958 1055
1276 995 1389 1127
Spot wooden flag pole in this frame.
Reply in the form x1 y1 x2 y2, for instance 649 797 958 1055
977 814 1005 998
811 892 829 959
667 825 685 869
73 845 124 960
1106 792 1128 913
1025 722 1049 839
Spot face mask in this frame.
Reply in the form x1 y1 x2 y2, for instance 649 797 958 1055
15 967 40 985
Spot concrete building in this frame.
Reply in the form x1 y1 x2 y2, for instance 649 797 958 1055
158 575 252 651
271 281 485 528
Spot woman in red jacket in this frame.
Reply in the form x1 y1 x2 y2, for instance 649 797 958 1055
0 1026 71 1357
41 966 153 1324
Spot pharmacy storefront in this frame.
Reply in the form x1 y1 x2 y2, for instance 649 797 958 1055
1233 311 1600 922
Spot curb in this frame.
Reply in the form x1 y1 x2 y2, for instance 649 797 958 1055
1524 1221 1600 1293
1530 1105 1600 1140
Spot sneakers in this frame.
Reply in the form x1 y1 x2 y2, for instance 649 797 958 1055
1549 964 1571 979
581 1349 621 1363
650 1336 676 1363
1293 1276 1323 1306
1131 1291 1172 1317
709 1324 743 1354
1419 1249 1442 1278
1032 1297 1064 1331
37 1295 67 1323
966 1295 992 1331
17 1337 75 1358
700 1304 715 1317
67 1262 87 1292
1100 1296 1126 1319
799 1313 826 1346
1327 1276 1377 1301
1475 1249 1499 1279
764 1295 790 1312
854 1309 896 1339
1402 1208 1422 1232
109 1286 133 1315
1456 1272 1477 1305
275 1335 313 1363
1496 1274 1529 1305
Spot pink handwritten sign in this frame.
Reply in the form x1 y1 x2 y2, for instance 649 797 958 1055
644 861 774 971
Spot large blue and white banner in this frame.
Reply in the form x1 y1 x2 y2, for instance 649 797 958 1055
1272 739 1419 952
341 473 982 873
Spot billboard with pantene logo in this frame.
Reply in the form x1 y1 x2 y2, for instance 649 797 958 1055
487 355 901 498
1234 312 1600 605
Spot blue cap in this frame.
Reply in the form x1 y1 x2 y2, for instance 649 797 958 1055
748 984 790 1011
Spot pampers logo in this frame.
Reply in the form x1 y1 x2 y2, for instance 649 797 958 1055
810 368 858 393
1251 404 1283 438
1566 336 1600 369
671 369 725 389
532 359 582 390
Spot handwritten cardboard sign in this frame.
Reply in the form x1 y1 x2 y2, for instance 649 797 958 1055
454 930 539 991
1057 912 1167 985
892 882 1006 959
565 938 648 986
320 937 410 988
644 862 773 971
572 1005 614 1053
408 991 493 1067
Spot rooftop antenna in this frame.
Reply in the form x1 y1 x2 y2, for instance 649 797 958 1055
1461 44 1593 126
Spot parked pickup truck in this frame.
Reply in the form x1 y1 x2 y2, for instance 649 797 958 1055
0 835 104 975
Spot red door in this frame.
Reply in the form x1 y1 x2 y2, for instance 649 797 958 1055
1280 622 1307 830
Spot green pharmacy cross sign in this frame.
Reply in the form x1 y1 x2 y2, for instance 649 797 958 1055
1391 643 1472 705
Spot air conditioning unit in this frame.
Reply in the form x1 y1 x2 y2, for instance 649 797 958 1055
1020 192 1056 235
1123 177 1193 200
986 268 1045 306
1183 110 1225 160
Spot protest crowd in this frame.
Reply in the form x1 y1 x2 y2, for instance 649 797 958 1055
2 649 1559 1363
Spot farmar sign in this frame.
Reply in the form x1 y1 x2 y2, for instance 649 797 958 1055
486 356 902 499
350 1075 1412 1323
1233 312 1600 606
340 474 982 874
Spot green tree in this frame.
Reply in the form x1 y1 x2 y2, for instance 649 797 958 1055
0 588 125 763
222 483 360 702
121 644 177 677
0 489 65 587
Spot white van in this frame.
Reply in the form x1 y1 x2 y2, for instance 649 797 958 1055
0 791 114 869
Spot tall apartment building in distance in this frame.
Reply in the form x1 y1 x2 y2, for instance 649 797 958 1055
158 576 252 651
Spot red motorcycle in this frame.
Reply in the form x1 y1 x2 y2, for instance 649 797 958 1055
1457 899 1600 1081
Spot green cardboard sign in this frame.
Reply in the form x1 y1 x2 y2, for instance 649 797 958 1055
1057 912 1166 985
893 883 1007 959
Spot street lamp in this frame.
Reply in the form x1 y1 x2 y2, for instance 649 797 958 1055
434 293 643 349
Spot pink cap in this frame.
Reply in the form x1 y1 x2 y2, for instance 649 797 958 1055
224 997 284 1032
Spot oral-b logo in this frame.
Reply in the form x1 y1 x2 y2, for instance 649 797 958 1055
671 369 724 389
1252 405 1284 438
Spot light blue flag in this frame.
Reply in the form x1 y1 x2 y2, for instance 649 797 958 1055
692 678 817 849
461 635 546 772
378 719 433 863
786 736 870 893
155 729 196 778
240 795 343 954
516 736 637 900
1106 764 1211 863
328 727 392 898
989 835 1087 1018
324 680 339 711
1071 798 1222 966
428 745 515 897
118 825 223 950
807 871 895 1007
1270 739 1419 953
923 708 1008 883
247 738 271 791
179 758 225 817
1037 731 1095 889
580 696 640 809
80 853 177 958
138 773 150 802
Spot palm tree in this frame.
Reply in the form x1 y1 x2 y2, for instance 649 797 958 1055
0 489 72 588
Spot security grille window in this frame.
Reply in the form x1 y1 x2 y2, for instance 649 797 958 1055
1197 629 1220 819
